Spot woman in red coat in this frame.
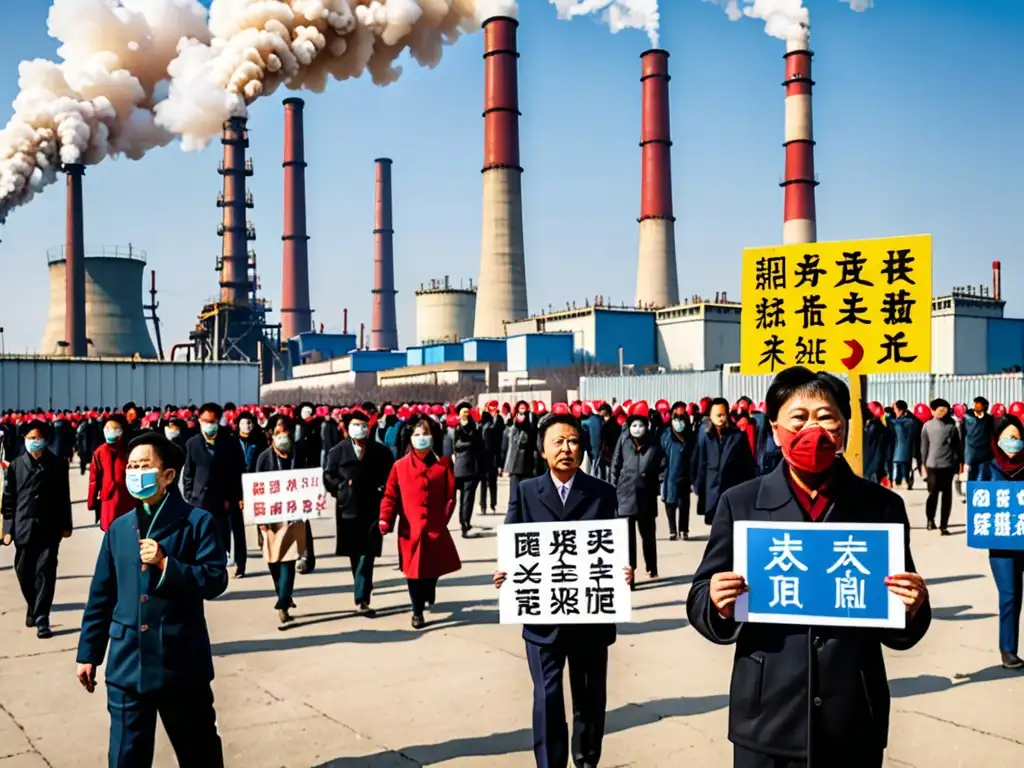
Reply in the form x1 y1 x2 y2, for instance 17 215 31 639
87 415 135 532
380 414 461 629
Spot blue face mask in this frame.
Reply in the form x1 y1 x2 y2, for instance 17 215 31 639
126 468 161 500
200 422 218 438
25 438 46 454
411 434 433 451
104 429 122 444
671 418 686 433
999 437 1024 457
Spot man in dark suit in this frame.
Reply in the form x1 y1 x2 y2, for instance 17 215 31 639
76 432 228 767
692 397 757 525
181 402 247 578
1 419 73 638
497 412 633 768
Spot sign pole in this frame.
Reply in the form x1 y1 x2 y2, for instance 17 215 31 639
846 374 868 477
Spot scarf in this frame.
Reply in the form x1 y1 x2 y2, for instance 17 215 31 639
991 437 1024 478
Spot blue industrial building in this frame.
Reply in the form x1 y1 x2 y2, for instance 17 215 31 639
505 307 657 368
463 338 507 363
286 332 357 367
348 350 407 372
506 333 576 371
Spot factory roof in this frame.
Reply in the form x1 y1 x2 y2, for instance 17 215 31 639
46 244 146 265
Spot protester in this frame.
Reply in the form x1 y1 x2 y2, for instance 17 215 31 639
1 419 73 639
479 403 504 515
921 398 962 534
379 414 461 629
889 400 917 489
324 407 394 616
451 402 486 538
498 411 633 768
235 409 267 474
87 413 135 532
963 396 995 482
76 432 227 766
294 402 323 573
982 413 1024 670
501 401 540 502
660 402 694 541
687 366 931 767
692 397 757 525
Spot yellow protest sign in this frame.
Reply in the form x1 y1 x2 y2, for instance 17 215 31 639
740 235 932 375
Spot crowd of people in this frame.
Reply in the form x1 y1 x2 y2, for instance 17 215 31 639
0 378 1020 767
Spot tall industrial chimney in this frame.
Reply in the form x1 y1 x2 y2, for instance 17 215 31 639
280 98 312 341
64 163 87 356
781 28 818 245
636 49 679 309
218 116 254 304
370 158 399 350
993 261 1002 301
473 15 527 338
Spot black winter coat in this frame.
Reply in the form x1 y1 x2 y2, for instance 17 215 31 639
181 432 246 518
686 459 931 763
501 420 539 478
1 450 73 546
610 433 666 518
452 423 486 479
323 439 394 557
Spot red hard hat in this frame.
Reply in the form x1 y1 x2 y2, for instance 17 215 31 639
615 413 627 426
952 403 967 419
552 403 570 415
868 401 884 419
570 402 583 417
534 401 548 414
628 400 650 420
756 401 766 413
992 402 1008 418
397 406 411 420
446 414 459 429
581 403 593 416
430 404 444 416
913 403 931 421
1009 402 1024 418
654 399 670 413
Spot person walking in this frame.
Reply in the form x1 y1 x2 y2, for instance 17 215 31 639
502 402 540 503
76 432 227 766
692 397 757 525
920 398 962 534
1 420 73 639
379 415 461 629
963 396 995 482
889 400 917 489
324 408 394 616
660 402 694 541
451 402 486 538
479 404 504 515
88 414 135 532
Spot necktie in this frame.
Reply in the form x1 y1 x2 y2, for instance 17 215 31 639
560 484 569 504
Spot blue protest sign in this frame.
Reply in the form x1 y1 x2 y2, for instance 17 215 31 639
966 481 1024 551
734 522 906 629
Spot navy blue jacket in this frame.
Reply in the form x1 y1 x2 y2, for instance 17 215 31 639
181 432 245 518
660 428 692 505
963 412 994 466
76 488 228 694
889 414 916 464
692 425 757 518
505 470 619 648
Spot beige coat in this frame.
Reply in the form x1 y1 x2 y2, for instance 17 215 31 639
261 521 306 564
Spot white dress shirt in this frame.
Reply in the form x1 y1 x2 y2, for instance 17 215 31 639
551 472 577 504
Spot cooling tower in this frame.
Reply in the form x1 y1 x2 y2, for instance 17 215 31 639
636 49 679 309
64 163 87 356
473 15 527 338
417 277 477 345
782 28 818 245
41 245 157 358
370 158 399 350
280 98 312 340
219 116 254 304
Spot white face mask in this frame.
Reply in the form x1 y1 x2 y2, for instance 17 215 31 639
629 422 648 439
349 423 369 441
273 433 292 452
300 407 313 420
164 427 181 441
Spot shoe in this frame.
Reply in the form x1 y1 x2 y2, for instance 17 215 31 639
648 571 658 579
425 601 434 611
411 613 426 629
461 529 470 539
25 613 35 629
36 624 53 640
682 532 690 541
296 559 309 574
233 568 246 579
1001 652 1024 670
357 603 377 618
926 521 936 531
940 528 950 536
278 609 294 624
669 533 678 541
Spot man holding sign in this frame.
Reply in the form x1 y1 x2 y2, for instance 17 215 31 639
687 367 930 768
496 411 633 768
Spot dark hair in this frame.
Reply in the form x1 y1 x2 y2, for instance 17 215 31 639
536 413 581 451
127 432 185 473
406 414 441 441
894 400 908 412
224 402 237 411
23 419 50 439
709 397 730 412
198 402 223 419
764 366 852 422
670 401 686 414
235 410 255 424
455 401 472 413
930 398 950 411
267 413 294 433
103 413 127 429
974 396 989 409
995 414 1024 440
597 403 612 416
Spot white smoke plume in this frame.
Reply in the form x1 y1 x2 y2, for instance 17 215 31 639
0 0 211 223
709 0 875 41
549 1 661 47
839 0 873 10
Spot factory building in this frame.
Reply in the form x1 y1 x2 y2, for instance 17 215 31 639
656 300 741 371
40 245 157 359
506 305 657 368
415 277 477 345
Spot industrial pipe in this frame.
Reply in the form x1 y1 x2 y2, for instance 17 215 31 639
280 98 312 340
781 28 818 245
64 163 87 357
218 116 253 304
993 261 1002 301
370 158 399 350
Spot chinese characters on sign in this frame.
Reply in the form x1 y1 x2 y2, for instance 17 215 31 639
966 482 1024 551
497 520 631 625
740 235 932 374
241 468 329 526
734 522 906 628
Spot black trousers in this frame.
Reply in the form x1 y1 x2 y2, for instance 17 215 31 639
628 515 658 576
15 542 59 624
217 510 247 573
299 520 316 571
733 743 883 768
526 640 608 768
479 468 499 512
456 477 479 531
925 466 955 528
107 683 223 768
665 494 691 536
407 577 438 615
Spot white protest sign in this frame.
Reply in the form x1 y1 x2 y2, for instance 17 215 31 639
498 519 632 625
242 468 330 526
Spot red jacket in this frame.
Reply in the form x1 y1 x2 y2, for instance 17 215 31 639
380 452 461 580
88 442 135 532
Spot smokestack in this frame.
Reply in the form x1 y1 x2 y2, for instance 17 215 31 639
218 116 253 304
281 98 312 341
343 308 348 334
370 158 399 350
782 29 818 244
474 15 527 338
993 261 1002 301
359 322 365 350
636 49 679 309
64 163 87 357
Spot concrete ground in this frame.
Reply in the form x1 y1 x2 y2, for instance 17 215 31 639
1 471 1022 768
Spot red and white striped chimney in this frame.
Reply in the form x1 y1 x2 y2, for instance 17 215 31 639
370 158 398 350
781 28 818 245
281 98 312 341
993 261 1002 301
636 49 679 309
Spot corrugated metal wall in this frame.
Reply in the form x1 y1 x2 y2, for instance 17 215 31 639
579 370 1024 406
0 358 260 410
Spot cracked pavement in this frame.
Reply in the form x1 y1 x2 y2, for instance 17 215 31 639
1 472 1022 767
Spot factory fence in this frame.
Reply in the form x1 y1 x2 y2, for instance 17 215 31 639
0 357 260 411
580 371 1024 407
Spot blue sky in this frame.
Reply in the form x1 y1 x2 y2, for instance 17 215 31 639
0 0 1021 355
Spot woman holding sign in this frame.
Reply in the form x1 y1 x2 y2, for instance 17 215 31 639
982 413 1024 670
254 414 312 625
687 366 931 768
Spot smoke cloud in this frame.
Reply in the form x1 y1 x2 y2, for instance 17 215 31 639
0 0 210 223
839 0 873 10
709 0 874 41
549 1 661 47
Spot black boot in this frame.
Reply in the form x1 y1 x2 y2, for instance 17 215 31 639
1001 652 1024 670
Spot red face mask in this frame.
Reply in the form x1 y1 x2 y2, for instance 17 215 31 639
775 424 837 474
